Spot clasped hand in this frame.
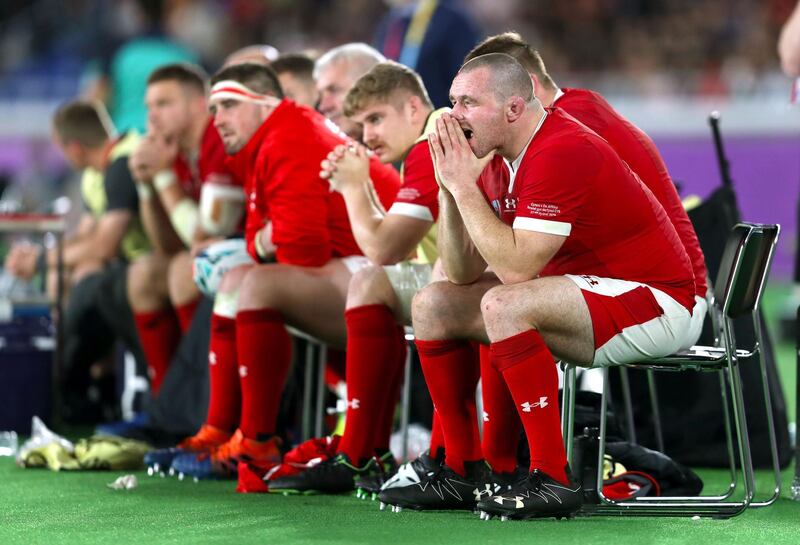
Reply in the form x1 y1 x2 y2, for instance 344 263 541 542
428 113 493 196
129 130 179 183
319 142 370 193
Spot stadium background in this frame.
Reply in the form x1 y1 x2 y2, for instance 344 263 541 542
0 0 799 543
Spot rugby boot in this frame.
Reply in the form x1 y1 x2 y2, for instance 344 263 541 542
355 451 399 500
144 424 231 476
378 460 495 512
476 465 582 521
378 449 442 495
171 429 281 481
268 453 378 494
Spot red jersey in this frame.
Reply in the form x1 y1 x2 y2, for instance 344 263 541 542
478 108 695 311
389 141 439 222
226 100 400 266
555 88 707 298
173 120 239 202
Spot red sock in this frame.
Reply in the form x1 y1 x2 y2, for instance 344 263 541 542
490 330 568 484
237 308 291 440
175 298 200 333
338 305 405 463
416 339 481 476
429 410 445 460
480 343 521 473
205 314 240 432
373 324 407 452
134 308 181 395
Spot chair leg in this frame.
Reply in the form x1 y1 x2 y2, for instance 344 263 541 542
595 367 611 502
645 369 665 453
580 364 750 518
314 343 327 438
618 367 637 444
725 325 756 510
749 314 782 507
718 368 740 499
301 338 314 442
561 363 577 465
399 344 412 462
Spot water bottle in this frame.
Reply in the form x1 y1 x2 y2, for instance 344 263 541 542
0 431 18 457
572 426 600 503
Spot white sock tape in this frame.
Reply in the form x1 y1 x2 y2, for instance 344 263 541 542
213 289 239 318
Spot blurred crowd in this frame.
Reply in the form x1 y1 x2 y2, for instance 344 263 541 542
0 0 795 102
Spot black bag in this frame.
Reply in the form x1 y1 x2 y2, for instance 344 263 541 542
147 296 213 437
572 428 703 503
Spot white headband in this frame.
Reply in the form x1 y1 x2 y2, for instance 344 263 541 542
209 80 276 106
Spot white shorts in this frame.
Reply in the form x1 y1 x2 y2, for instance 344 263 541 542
383 261 433 322
342 255 372 274
686 295 708 348
565 274 696 367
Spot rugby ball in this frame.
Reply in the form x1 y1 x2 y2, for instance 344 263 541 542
193 238 254 296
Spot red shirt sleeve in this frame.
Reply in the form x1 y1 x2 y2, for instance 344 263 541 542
367 157 401 211
244 182 266 261
262 149 334 267
389 142 439 222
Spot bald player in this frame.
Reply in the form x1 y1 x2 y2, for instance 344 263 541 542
380 54 695 520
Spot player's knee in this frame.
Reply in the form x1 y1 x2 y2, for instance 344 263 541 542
346 265 390 306
167 251 192 288
127 255 168 300
411 281 454 335
239 264 284 308
217 263 251 294
480 285 513 324
167 252 192 283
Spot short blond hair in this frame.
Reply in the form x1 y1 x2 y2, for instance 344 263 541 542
344 61 433 118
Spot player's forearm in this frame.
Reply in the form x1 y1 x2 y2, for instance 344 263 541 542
437 190 486 284
151 170 200 246
451 185 541 285
341 182 408 264
254 225 277 261
139 190 185 255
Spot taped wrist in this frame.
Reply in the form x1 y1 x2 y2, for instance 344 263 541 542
170 198 199 246
153 169 178 192
136 183 153 200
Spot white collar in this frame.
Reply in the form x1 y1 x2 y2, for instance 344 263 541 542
503 109 548 193
552 88 565 104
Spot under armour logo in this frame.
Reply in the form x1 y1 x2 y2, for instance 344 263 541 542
239 365 248 378
504 197 517 210
482 411 490 422
209 352 217 366
327 398 360 415
521 397 549 412
581 275 599 287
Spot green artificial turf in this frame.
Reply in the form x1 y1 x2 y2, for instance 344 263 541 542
0 459 799 545
1 282 799 544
